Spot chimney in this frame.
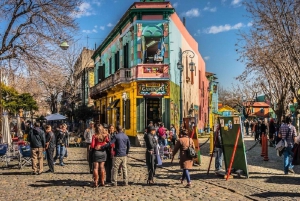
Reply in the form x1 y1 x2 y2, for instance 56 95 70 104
183 17 186 27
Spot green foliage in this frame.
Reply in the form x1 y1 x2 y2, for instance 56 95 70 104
0 83 38 114
74 105 96 122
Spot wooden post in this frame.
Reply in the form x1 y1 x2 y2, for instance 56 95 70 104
263 133 269 161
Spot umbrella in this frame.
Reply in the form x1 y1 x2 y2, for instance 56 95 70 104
1 113 12 146
17 116 23 138
45 113 67 121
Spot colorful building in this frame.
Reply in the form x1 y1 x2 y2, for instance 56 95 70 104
90 0 208 143
206 72 218 132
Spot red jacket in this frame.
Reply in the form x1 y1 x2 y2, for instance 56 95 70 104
91 135 109 149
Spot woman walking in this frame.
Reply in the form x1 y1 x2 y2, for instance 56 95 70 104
171 129 195 188
91 124 109 187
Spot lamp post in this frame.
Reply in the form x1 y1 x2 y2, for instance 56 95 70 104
177 50 195 127
122 92 128 129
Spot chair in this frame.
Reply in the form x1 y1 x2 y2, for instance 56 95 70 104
0 144 9 167
68 137 82 147
18 145 32 169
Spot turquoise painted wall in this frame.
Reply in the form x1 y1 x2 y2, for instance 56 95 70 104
168 19 182 86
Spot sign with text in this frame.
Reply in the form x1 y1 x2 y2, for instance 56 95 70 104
137 82 169 96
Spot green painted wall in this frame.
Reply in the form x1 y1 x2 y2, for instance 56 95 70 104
170 81 180 129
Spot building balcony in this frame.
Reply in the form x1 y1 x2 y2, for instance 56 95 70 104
90 64 169 97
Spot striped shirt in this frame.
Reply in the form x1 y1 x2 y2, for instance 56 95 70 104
279 123 297 146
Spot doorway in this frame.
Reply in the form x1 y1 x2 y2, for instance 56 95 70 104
145 97 161 126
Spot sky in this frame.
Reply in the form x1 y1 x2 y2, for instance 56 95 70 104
74 0 251 88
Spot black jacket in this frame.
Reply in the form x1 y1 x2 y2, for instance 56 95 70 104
144 133 157 151
56 130 68 146
28 127 45 148
46 131 55 150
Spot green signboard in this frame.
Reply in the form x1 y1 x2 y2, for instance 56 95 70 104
218 116 249 178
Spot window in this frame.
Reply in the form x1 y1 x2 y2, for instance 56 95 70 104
142 36 165 64
98 64 105 82
115 51 120 72
123 43 129 68
198 70 201 89
109 58 112 75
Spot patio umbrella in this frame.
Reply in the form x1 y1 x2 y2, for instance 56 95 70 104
45 113 67 121
16 116 23 138
1 113 12 146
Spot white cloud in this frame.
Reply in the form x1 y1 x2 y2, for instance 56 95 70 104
205 22 244 34
82 28 98 34
204 56 210 60
204 6 217 12
107 23 114 27
94 25 97 28
247 22 253 27
82 30 92 34
92 0 102 6
183 8 200 18
100 26 105 30
72 2 94 18
231 0 242 5
173 2 178 8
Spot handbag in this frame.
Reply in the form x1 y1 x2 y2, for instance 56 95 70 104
186 137 197 158
276 127 290 153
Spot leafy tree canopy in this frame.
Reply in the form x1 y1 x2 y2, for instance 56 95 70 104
1 83 38 114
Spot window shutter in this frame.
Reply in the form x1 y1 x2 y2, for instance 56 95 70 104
125 100 130 129
136 98 145 132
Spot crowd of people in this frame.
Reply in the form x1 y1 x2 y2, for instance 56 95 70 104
27 122 69 175
243 116 299 174
84 122 130 187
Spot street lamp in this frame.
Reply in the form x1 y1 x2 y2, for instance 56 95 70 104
122 92 128 129
177 50 195 127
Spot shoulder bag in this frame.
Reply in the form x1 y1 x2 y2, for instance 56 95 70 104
186 137 197 158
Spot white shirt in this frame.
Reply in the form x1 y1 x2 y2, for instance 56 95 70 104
84 128 94 143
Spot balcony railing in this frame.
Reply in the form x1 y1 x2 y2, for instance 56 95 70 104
91 64 169 96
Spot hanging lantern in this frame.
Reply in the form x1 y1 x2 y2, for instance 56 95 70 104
59 41 69 50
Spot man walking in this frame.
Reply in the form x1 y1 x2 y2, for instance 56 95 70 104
84 121 94 173
102 125 130 186
28 122 45 175
45 125 55 173
144 126 157 185
279 116 297 174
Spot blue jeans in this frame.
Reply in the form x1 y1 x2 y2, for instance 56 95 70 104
245 127 249 135
215 147 223 171
283 146 294 174
55 145 66 165
182 169 191 183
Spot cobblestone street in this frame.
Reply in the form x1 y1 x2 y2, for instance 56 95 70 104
0 136 299 201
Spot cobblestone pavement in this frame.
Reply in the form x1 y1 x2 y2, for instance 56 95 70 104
0 135 300 201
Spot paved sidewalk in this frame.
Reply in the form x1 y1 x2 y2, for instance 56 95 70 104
0 136 299 201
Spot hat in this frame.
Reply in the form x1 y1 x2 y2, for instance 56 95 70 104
149 126 156 131
89 121 94 124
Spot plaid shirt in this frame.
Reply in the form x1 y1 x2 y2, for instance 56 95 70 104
279 123 297 146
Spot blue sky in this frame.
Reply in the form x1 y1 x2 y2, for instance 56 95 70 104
74 0 251 88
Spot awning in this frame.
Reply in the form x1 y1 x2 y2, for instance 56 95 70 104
107 99 120 110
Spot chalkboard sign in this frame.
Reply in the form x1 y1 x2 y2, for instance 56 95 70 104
218 116 249 178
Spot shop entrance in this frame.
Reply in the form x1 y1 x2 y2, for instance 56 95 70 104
145 97 161 126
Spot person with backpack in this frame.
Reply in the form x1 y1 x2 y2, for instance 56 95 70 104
27 122 46 175
171 129 195 188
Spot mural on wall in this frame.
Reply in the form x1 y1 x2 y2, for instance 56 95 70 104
136 22 169 64
137 82 169 96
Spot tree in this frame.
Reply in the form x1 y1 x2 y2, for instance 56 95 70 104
0 82 38 114
236 0 300 121
0 0 81 71
74 105 96 122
